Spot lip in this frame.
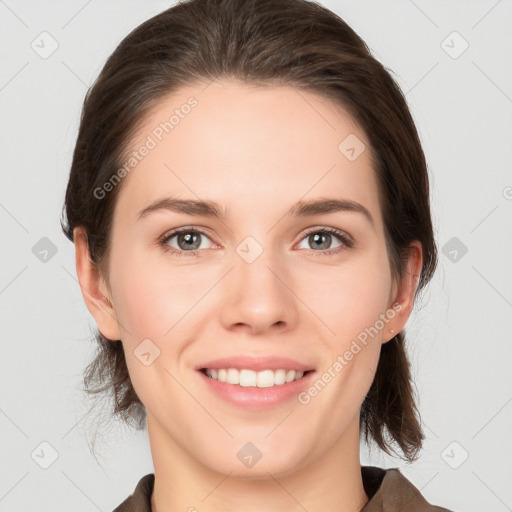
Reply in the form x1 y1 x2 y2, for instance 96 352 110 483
195 355 314 372
197 368 316 410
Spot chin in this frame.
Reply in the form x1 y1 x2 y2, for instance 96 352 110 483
201 444 309 480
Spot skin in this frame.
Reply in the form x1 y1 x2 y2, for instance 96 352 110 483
74 79 422 512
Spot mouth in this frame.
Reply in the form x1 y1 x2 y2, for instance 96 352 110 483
199 367 314 388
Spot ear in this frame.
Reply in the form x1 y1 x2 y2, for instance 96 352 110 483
382 240 423 344
73 227 122 341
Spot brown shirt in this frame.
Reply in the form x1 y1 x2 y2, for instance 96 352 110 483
112 465 454 512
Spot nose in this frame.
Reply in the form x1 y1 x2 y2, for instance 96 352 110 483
218 245 299 335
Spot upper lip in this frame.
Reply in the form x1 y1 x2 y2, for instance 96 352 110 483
196 355 314 372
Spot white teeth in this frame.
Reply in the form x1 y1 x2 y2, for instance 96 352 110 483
227 368 239 384
204 368 306 387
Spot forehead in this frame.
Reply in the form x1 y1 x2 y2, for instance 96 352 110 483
113 79 382 228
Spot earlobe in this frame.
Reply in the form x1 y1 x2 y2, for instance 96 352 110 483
73 227 121 341
383 241 423 344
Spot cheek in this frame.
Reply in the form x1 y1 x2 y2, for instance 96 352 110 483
107 250 200 409
304 252 392 402
302 254 392 338
301 260 391 426
108 248 202 340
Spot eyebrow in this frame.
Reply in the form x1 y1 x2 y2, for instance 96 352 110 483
137 196 374 227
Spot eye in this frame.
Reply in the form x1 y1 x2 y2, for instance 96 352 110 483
296 227 353 256
159 227 215 257
159 226 354 258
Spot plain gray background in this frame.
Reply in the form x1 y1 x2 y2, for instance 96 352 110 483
1 1 511 511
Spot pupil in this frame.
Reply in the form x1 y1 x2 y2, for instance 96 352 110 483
180 233 199 250
311 233 330 250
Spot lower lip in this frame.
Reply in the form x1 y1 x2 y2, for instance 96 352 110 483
197 370 316 410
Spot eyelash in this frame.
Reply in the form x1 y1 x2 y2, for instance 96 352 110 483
158 226 354 258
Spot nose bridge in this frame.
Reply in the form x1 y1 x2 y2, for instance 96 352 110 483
233 233 285 296
219 233 297 332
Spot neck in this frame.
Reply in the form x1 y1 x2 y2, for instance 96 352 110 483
148 414 369 512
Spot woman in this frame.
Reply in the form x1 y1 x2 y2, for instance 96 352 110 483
60 0 454 510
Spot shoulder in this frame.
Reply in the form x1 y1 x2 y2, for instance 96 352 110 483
361 465 454 511
111 468 456 512
111 473 154 512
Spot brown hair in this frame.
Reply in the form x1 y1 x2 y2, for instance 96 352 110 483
61 0 437 462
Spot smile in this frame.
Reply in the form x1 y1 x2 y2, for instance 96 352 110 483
201 368 311 387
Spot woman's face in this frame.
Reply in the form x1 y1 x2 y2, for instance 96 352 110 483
91 79 417 477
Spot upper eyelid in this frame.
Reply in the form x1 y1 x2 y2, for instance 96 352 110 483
161 226 215 242
302 225 351 239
